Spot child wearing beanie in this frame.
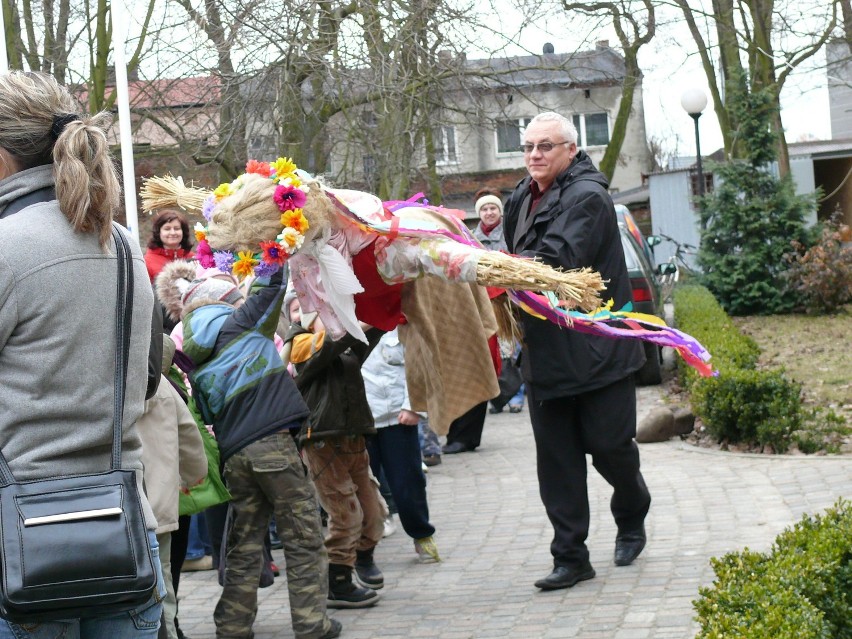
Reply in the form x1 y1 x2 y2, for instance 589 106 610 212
156 261 341 639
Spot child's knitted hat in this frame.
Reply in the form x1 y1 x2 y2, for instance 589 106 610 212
156 260 243 321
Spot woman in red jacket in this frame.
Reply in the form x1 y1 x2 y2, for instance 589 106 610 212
145 209 194 282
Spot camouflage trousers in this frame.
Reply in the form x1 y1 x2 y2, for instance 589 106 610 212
302 435 387 567
214 431 332 639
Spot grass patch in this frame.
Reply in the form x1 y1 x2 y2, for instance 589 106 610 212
732 305 852 421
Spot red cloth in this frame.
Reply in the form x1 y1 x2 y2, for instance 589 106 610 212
145 247 194 282
351 241 405 330
480 220 500 235
488 334 502 376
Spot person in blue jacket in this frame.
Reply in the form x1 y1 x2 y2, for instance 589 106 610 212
157 261 340 639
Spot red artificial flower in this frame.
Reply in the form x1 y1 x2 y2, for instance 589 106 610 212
260 240 287 265
245 160 272 177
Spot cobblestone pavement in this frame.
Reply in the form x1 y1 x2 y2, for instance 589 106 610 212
177 383 852 639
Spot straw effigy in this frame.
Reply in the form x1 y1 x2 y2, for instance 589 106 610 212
139 174 605 311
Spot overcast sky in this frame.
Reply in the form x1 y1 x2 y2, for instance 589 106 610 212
486 2 833 158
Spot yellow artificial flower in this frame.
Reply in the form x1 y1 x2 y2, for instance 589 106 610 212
280 209 310 235
213 182 233 200
232 251 259 278
194 222 207 242
272 157 298 183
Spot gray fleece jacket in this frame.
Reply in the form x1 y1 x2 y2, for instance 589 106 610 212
0 165 157 529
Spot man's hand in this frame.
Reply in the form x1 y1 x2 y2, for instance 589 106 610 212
398 409 420 426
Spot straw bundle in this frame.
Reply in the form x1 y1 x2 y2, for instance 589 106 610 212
140 175 209 214
475 251 604 312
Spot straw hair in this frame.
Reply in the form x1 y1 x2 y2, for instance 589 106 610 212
207 175 337 252
475 251 604 312
139 173 340 252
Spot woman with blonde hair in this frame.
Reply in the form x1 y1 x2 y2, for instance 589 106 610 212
0 71 165 637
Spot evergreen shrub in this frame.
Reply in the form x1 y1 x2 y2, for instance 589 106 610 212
694 500 852 639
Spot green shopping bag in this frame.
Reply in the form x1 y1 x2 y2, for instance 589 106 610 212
179 395 231 516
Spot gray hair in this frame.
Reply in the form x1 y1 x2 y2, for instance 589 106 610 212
0 72 120 248
528 112 578 145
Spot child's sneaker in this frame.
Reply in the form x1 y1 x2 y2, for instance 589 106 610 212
414 536 440 563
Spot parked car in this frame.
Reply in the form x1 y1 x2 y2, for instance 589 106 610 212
615 205 674 386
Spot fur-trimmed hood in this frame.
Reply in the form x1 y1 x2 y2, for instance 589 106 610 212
156 260 197 322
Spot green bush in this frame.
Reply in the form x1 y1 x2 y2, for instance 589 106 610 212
674 284 849 453
691 369 802 452
673 284 760 386
694 500 852 639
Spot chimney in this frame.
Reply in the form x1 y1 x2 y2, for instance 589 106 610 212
596 39 609 49
542 42 555 54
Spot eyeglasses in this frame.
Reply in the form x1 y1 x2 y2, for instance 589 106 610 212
519 141 572 154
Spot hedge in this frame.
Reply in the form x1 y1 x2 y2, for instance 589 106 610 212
694 500 852 639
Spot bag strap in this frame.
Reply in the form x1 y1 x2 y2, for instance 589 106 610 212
111 224 134 469
0 226 133 484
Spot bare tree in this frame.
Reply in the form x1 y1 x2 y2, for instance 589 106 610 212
2 0 155 112
557 0 655 183
670 0 839 175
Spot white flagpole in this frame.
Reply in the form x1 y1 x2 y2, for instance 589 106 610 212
0 1 9 73
110 0 140 245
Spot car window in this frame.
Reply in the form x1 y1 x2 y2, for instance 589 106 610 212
620 232 642 271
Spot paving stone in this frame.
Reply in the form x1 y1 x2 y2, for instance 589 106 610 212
177 384 852 638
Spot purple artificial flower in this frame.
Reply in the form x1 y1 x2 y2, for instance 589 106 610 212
253 261 280 278
213 251 235 272
202 196 216 221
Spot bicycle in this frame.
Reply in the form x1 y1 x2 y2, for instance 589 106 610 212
656 234 699 302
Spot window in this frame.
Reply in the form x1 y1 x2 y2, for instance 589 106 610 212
496 117 532 154
572 113 610 147
434 126 458 164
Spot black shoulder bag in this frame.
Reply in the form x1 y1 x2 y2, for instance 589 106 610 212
0 226 158 623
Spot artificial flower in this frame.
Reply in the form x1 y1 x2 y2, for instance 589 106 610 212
202 195 217 221
194 222 207 242
213 182 233 200
245 160 272 177
232 251 259 278
278 227 304 253
278 174 302 188
213 251 235 273
260 240 288 265
253 261 280 278
274 185 308 212
271 157 298 182
196 239 215 268
281 209 310 234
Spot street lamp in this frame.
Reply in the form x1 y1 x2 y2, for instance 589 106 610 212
680 88 708 198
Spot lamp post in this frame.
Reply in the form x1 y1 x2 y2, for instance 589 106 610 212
680 88 708 198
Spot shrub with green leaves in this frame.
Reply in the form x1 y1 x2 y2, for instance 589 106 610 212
673 284 759 386
691 369 802 452
694 500 852 639
784 210 852 315
673 284 849 452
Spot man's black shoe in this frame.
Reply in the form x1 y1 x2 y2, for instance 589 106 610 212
442 441 473 454
534 562 596 590
614 527 646 566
